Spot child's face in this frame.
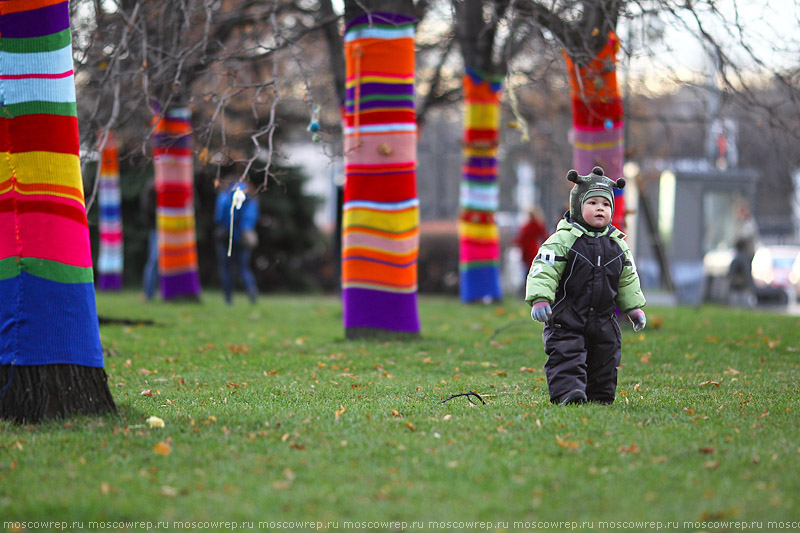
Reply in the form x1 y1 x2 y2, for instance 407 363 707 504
581 196 612 229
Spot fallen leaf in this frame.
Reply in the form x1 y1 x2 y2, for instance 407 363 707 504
153 441 171 456
699 380 720 387
146 416 165 428
724 366 741 375
555 436 579 450
160 486 179 497
704 460 720 470
405 422 415 431
618 442 640 454
698 446 716 454
227 343 250 354
391 409 402 418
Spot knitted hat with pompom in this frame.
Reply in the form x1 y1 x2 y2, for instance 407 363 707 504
567 166 626 230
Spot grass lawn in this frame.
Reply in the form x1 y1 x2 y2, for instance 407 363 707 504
2 291 799 531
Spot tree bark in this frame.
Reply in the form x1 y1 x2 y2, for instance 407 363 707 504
0 364 117 424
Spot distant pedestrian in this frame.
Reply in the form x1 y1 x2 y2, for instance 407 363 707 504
727 199 759 307
214 174 259 305
141 178 159 300
525 166 646 405
514 206 548 286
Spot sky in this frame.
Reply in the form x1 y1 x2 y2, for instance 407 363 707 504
333 0 798 90
623 0 800 89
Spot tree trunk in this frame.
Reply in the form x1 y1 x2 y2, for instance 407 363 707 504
0 0 116 423
564 31 626 230
458 71 503 303
151 107 202 300
0 365 116 424
342 1 420 338
96 131 124 291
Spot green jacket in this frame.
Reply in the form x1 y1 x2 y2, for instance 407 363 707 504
525 216 645 325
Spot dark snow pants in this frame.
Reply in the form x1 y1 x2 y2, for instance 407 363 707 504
542 313 622 403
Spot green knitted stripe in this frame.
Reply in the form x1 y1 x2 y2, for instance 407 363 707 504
459 260 499 271
0 29 72 53
345 94 415 106
2 101 77 118
0 257 93 283
0 258 18 281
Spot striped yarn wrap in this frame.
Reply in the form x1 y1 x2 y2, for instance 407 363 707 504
565 32 626 229
152 107 201 300
458 70 502 302
0 0 103 367
96 132 123 290
342 12 420 334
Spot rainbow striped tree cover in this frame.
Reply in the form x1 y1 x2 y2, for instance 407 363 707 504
459 69 503 303
151 107 201 300
341 11 420 338
96 132 123 290
564 32 626 230
0 0 116 422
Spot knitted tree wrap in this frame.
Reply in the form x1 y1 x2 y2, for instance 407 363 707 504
458 70 503 303
341 12 420 337
151 107 201 300
0 0 117 422
0 0 103 367
96 132 123 290
564 32 626 229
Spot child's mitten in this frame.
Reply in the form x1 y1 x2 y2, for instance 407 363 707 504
531 301 552 322
627 308 646 332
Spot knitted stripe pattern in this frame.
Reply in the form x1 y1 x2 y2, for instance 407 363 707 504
96 132 123 290
152 107 201 300
341 12 420 334
0 0 103 366
564 32 626 229
458 69 502 302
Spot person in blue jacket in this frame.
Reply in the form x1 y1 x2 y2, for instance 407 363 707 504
214 174 260 304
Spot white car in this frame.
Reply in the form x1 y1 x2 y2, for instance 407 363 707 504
703 245 800 305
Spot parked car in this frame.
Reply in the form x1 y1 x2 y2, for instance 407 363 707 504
703 245 800 305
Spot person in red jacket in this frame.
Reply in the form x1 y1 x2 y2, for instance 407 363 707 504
514 206 549 284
